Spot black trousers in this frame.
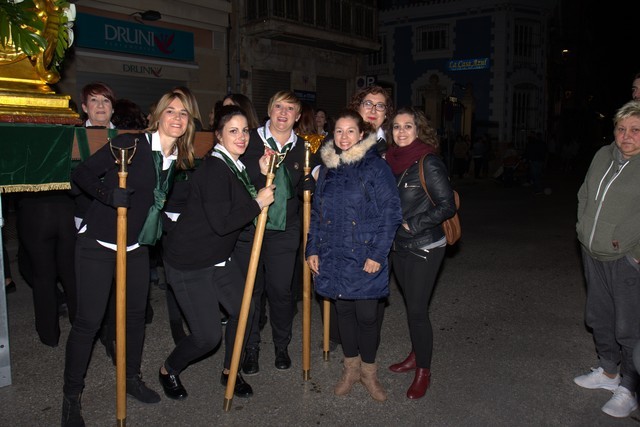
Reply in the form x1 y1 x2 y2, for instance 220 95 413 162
163 255 253 374
390 246 445 368
16 192 77 346
2 238 10 280
63 236 149 396
335 298 379 364
235 222 300 350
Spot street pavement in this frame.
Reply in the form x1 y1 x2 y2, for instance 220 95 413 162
1 167 638 426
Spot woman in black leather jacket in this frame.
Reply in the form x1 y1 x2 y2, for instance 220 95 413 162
384 107 456 400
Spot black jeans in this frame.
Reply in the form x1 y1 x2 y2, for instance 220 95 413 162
390 246 445 368
163 256 253 374
63 237 149 396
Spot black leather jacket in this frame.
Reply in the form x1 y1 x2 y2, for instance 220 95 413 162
393 154 456 249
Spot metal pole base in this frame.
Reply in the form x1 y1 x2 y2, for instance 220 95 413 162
117 417 126 427
302 370 310 381
323 351 330 361
223 397 233 412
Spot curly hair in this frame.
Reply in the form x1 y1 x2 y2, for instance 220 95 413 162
390 107 439 151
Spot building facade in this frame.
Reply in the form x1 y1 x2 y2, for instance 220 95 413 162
370 0 557 150
56 0 231 125
228 0 379 120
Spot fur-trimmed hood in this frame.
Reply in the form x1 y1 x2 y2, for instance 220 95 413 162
319 132 378 169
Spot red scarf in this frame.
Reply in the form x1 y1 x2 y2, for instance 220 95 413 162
385 139 435 175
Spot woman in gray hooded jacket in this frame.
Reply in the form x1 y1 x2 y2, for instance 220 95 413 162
574 100 640 419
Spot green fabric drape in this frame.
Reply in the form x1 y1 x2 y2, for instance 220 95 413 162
138 150 175 246
264 136 294 231
214 148 257 198
0 123 75 192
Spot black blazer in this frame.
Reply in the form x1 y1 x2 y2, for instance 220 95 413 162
72 133 155 245
163 155 261 270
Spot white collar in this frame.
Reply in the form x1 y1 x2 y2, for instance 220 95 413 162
212 143 247 171
149 132 177 160
376 127 386 141
148 132 177 171
85 120 115 129
259 121 297 150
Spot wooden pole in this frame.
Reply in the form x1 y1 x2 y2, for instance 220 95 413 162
115 147 131 427
302 143 312 380
323 299 330 361
223 154 276 412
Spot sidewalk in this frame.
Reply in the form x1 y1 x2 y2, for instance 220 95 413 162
1 172 637 426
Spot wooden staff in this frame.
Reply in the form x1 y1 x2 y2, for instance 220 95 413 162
111 140 136 427
323 298 331 361
296 134 325 362
223 154 277 412
302 142 312 380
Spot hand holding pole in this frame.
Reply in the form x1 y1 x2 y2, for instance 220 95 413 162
110 138 137 427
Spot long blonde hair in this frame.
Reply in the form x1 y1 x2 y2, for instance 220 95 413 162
146 91 196 170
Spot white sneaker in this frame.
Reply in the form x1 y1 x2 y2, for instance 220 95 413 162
573 367 620 391
602 386 638 418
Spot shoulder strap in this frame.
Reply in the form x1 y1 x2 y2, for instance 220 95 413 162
419 153 460 210
418 154 436 206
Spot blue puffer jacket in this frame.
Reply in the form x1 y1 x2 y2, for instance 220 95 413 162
306 133 402 300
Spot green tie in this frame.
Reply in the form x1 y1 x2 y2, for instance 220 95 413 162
138 149 175 245
214 148 257 198
264 135 294 231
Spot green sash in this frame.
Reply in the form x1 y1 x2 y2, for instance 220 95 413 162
213 148 257 198
263 133 294 231
138 147 175 246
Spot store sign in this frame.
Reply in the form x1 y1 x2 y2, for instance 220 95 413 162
448 58 489 71
76 54 196 81
122 64 164 78
356 75 377 89
75 13 194 61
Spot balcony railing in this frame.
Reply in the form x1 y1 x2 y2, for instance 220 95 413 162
245 0 378 45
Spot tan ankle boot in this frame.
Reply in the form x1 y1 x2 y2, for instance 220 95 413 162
334 356 361 396
360 362 387 402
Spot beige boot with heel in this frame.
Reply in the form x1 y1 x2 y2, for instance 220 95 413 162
334 356 361 396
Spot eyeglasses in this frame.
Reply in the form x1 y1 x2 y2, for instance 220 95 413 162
361 100 387 112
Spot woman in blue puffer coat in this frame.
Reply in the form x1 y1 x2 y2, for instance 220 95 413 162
306 109 402 402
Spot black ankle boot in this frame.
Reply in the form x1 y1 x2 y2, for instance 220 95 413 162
61 394 85 427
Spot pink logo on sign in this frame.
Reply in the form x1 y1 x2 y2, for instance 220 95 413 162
154 33 175 54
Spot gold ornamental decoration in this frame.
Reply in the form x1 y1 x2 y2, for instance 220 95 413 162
296 133 324 154
0 0 80 124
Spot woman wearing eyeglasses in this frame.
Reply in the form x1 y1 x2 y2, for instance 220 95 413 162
349 86 395 158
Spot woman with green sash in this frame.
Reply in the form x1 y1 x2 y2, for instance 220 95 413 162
61 91 196 427
158 105 275 400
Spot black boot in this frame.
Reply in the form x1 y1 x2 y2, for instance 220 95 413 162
61 394 85 427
